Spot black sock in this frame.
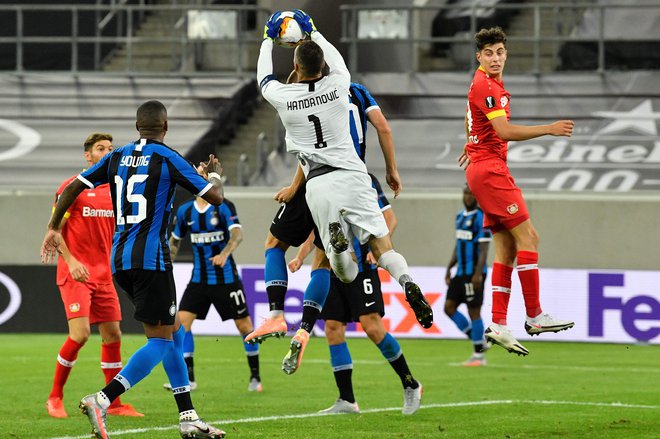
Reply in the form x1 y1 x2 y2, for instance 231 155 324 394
389 354 418 389
101 378 126 403
247 354 260 380
185 356 195 382
174 391 194 414
299 305 320 333
267 285 287 312
465 328 473 339
333 369 355 403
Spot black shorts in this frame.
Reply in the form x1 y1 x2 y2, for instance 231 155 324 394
269 185 318 247
446 273 487 306
321 270 385 323
114 269 177 325
178 281 249 321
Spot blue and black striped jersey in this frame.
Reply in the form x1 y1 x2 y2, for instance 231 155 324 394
455 208 492 276
348 83 379 162
78 138 212 272
172 199 241 285
354 173 390 273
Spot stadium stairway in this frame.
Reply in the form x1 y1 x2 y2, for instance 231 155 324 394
103 0 186 72
0 73 257 192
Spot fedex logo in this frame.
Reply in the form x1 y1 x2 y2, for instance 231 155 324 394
589 273 660 342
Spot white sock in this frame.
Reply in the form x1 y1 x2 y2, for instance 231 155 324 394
269 310 284 319
179 409 200 422
329 250 358 283
378 250 412 287
96 391 111 410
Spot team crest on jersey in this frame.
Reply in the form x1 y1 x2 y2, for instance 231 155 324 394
500 96 509 107
506 203 519 214
210 211 219 226
485 96 496 108
466 219 472 227
169 303 176 316
69 303 80 313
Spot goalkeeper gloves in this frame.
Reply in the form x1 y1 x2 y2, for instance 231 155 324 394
263 11 284 40
293 9 317 36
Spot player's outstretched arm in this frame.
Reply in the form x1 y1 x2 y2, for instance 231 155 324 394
198 154 224 205
294 9 349 82
41 179 87 263
368 109 402 198
210 227 243 268
274 164 305 203
56 237 90 282
445 247 457 286
169 236 182 261
490 116 574 141
257 12 283 87
288 231 315 273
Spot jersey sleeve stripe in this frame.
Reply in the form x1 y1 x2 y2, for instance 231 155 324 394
259 74 276 90
196 182 213 198
228 223 242 230
381 204 392 212
486 109 506 120
76 174 94 189
171 231 182 240
365 105 380 113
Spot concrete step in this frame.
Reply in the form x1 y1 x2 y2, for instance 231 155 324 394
218 101 278 186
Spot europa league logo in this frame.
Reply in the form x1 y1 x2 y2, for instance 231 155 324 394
0 272 21 325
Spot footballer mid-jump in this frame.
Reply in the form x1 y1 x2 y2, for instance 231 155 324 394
460 27 575 356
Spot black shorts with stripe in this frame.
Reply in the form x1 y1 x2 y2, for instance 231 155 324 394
321 270 385 323
446 274 487 306
114 269 177 325
269 185 320 247
178 281 249 321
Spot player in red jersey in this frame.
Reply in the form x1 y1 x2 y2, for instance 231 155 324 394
459 27 575 356
46 133 142 418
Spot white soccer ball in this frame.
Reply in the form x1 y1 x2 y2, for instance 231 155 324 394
275 11 305 48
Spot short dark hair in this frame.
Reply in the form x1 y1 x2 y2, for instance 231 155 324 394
294 40 324 77
475 27 507 51
83 133 112 152
136 100 167 133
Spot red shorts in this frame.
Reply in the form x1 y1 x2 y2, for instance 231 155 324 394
58 276 122 324
465 157 529 234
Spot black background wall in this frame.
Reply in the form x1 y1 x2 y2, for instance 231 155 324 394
0 265 143 333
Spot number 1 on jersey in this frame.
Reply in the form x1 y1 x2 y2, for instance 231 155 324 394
308 114 327 149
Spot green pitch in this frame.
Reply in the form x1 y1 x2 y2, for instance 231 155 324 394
2 334 658 438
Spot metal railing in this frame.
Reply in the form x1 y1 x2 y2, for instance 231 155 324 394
0 2 269 75
340 2 660 74
2 2 659 75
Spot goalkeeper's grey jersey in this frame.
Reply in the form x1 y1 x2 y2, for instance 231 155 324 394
257 32 367 178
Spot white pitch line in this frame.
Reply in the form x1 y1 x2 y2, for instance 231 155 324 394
50 399 659 439
446 362 660 373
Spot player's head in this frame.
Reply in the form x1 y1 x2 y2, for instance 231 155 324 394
463 184 478 210
136 100 168 138
83 132 113 166
475 27 507 78
293 40 324 80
